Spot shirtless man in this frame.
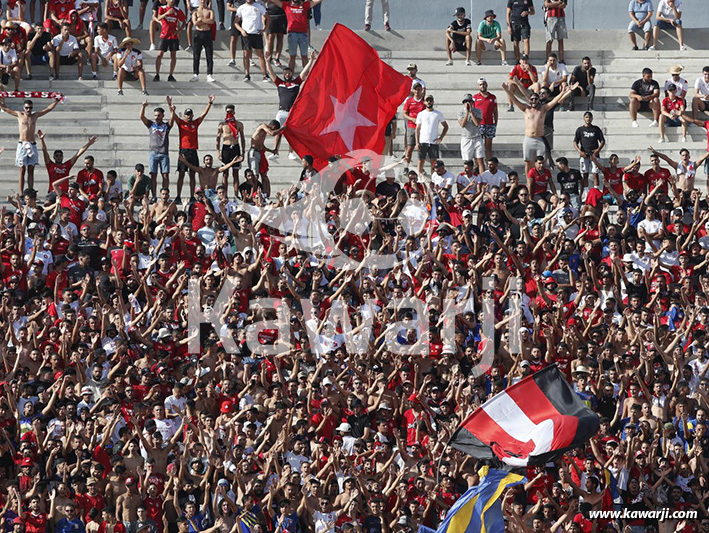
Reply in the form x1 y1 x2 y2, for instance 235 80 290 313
177 153 243 192
116 478 142 532
216 104 245 195
0 97 59 192
502 81 576 175
248 120 282 197
149 187 177 225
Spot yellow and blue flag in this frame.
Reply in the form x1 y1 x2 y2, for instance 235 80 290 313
420 466 525 533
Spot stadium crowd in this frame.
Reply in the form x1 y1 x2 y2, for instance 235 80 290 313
1 1 709 533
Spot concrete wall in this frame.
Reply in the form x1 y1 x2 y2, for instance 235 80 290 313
317 0 706 31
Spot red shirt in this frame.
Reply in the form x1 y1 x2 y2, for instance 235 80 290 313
23 512 48 533
47 161 74 193
645 167 672 194
527 167 551 196
473 91 497 124
601 167 623 195
77 168 104 195
60 196 86 227
662 96 684 114
509 64 538 88
158 6 185 40
624 170 647 193
283 0 310 33
49 0 72 20
176 116 203 150
703 121 709 151
403 96 425 129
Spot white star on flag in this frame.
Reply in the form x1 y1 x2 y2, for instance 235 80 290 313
319 87 376 151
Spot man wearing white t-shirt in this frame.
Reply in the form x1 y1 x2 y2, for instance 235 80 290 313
90 22 118 80
541 53 568 98
637 204 664 251
431 160 455 199
652 0 684 51
47 22 83 80
692 66 709 121
415 94 448 175
233 0 269 82
477 156 508 189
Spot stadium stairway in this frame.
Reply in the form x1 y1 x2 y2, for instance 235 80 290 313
0 28 708 200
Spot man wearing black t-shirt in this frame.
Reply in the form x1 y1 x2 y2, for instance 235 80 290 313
629 67 660 128
445 7 472 66
573 111 605 188
25 25 52 80
265 50 314 160
506 0 534 62
570 56 596 111
555 156 583 209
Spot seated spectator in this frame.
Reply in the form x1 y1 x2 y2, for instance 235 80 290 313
90 22 118 80
115 36 148 95
652 0 684 51
475 9 507 66
46 21 83 80
0 22 28 70
665 64 688 100
569 56 596 111
104 0 132 36
658 83 688 143
445 7 472 66
0 38 21 91
24 23 51 79
505 53 538 112
629 67 660 128
540 53 568 100
628 0 654 50
691 66 709 121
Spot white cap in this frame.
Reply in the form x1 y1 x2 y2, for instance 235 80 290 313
336 422 352 432
81 386 93 396
157 327 171 339
442 345 456 354
322 377 333 386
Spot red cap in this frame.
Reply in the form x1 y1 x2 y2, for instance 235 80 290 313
408 393 419 404
544 277 557 284
220 401 232 414
20 457 33 467
89 194 98 201
125 477 135 486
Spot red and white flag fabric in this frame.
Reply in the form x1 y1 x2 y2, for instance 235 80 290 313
283 23 412 168
0 91 66 102
450 366 600 467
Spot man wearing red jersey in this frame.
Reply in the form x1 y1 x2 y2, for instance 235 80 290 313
402 82 425 165
527 155 556 210
473 77 498 160
168 94 214 202
37 130 96 194
154 0 185 82
53 176 87 227
591 153 632 198
505 53 538 111
644 151 672 195
269 0 325 71
623 157 648 194
76 155 104 196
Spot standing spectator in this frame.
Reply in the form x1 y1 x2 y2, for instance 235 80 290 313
90 22 118 80
506 0 534 63
154 0 185 82
414 94 448 176
527 155 556 210
171 94 214 202
234 0 269 82
475 10 507 66
665 64 688 100
629 67 660 128
554 156 584 209
543 0 567 63
473 77 498 160
659 83 688 143
139 100 174 197
458 93 484 175
573 111 605 189
115 36 148 95
628 0 654 50
652 0 684 51
402 82 425 166
405 62 425 92
691 66 709 121
47 22 83 80
265 0 286 67
190 0 216 83
505 54 538 112
0 38 21 90
270 0 325 72
570 56 596 111
364 0 389 32
445 7 472 67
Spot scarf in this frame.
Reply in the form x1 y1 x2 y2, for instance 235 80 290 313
0 90 65 102
224 111 238 138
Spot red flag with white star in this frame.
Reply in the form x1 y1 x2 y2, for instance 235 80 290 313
283 24 412 168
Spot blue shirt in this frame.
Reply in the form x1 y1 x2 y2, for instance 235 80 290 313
56 518 86 533
628 0 653 18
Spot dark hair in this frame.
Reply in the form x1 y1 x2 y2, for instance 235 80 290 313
154 107 165 114
642 67 653 76
556 157 569 166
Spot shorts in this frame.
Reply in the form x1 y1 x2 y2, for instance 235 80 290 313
418 142 439 161
638 100 653 111
148 151 170 175
545 16 567 41
405 128 416 146
461 137 484 160
522 136 546 162
159 38 180 52
241 33 264 51
59 55 78 65
276 109 289 128
177 148 199 172
628 20 652 33
451 37 467 52
31 53 49 65
287 32 308 57
15 142 38 167
247 147 262 173
665 116 681 127
510 22 531 42
533 191 553 203
480 124 496 139
121 70 138 80
657 19 681 31
268 16 287 34
579 157 599 175
481 40 499 51
221 144 242 167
